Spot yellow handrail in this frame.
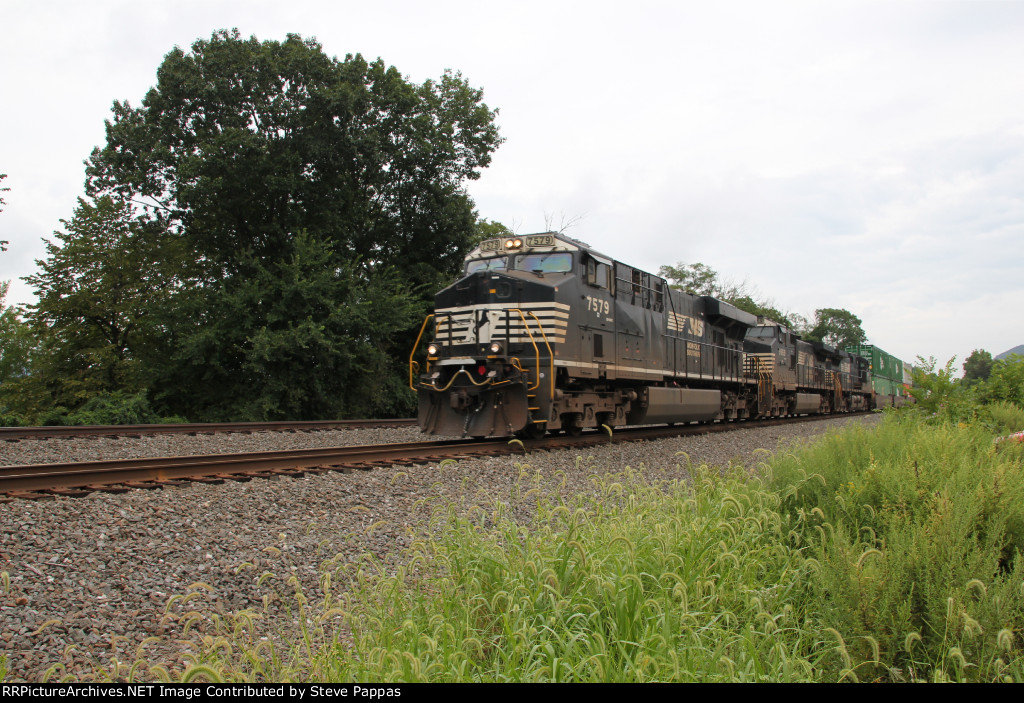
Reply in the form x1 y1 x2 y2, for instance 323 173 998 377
526 310 555 401
408 314 435 391
509 309 543 391
422 367 495 392
409 308 555 400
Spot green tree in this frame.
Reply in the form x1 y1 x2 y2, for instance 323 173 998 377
805 308 867 349
19 196 191 412
658 261 793 326
728 295 792 327
0 281 34 387
152 233 423 420
85 30 502 419
962 348 994 386
658 261 720 296
908 355 961 415
471 217 513 248
86 30 500 289
977 354 1024 407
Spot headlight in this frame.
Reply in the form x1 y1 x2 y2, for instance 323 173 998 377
427 343 439 356
488 342 502 355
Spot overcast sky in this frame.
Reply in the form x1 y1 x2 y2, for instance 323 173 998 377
2 0 1023 368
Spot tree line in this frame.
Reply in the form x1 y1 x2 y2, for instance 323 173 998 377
0 30 501 425
657 261 868 349
1 29 877 426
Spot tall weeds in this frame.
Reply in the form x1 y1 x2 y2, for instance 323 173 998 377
155 412 1024 682
320 464 822 682
769 415 1024 681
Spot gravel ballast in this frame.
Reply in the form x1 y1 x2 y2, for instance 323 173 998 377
0 427 427 467
0 415 880 681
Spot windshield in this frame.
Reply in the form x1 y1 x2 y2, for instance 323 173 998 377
514 252 573 273
465 256 508 274
465 252 573 275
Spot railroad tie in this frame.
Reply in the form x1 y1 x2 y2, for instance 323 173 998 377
86 484 131 493
41 488 92 498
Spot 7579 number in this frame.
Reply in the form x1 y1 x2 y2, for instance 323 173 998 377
585 296 610 316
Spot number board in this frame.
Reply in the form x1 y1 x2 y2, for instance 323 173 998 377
480 239 502 253
524 234 555 247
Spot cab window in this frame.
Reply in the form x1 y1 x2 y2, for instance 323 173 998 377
515 252 573 273
465 256 508 274
584 256 615 293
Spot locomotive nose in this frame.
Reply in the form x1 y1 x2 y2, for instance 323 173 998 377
449 271 517 307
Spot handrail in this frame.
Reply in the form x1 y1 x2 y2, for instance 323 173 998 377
508 308 543 391
421 367 496 392
409 308 554 400
526 310 555 401
752 356 773 415
408 314 435 391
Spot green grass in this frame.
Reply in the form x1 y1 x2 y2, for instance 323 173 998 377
984 401 1024 435
313 463 825 682
69 410 1024 683
767 414 1024 681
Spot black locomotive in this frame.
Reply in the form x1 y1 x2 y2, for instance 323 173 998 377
410 232 873 438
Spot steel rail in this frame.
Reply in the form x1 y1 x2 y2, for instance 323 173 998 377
0 413 872 497
0 418 418 442
0 438 490 494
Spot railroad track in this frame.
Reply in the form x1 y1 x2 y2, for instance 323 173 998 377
0 413 869 499
0 418 417 442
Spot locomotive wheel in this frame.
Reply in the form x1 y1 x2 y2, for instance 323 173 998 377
518 422 547 440
562 415 583 437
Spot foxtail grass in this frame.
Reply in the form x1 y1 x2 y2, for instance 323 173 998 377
83 412 1024 682
768 414 1024 681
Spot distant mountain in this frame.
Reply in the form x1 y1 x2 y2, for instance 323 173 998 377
996 345 1024 361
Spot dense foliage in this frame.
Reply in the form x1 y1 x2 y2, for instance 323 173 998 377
86 30 500 291
804 307 868 349
963 348 995 386
910 353 1024 424
12 197 188 413
0 282 34 424
5 30 502 423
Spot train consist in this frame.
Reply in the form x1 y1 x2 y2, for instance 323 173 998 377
410 232 905 438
